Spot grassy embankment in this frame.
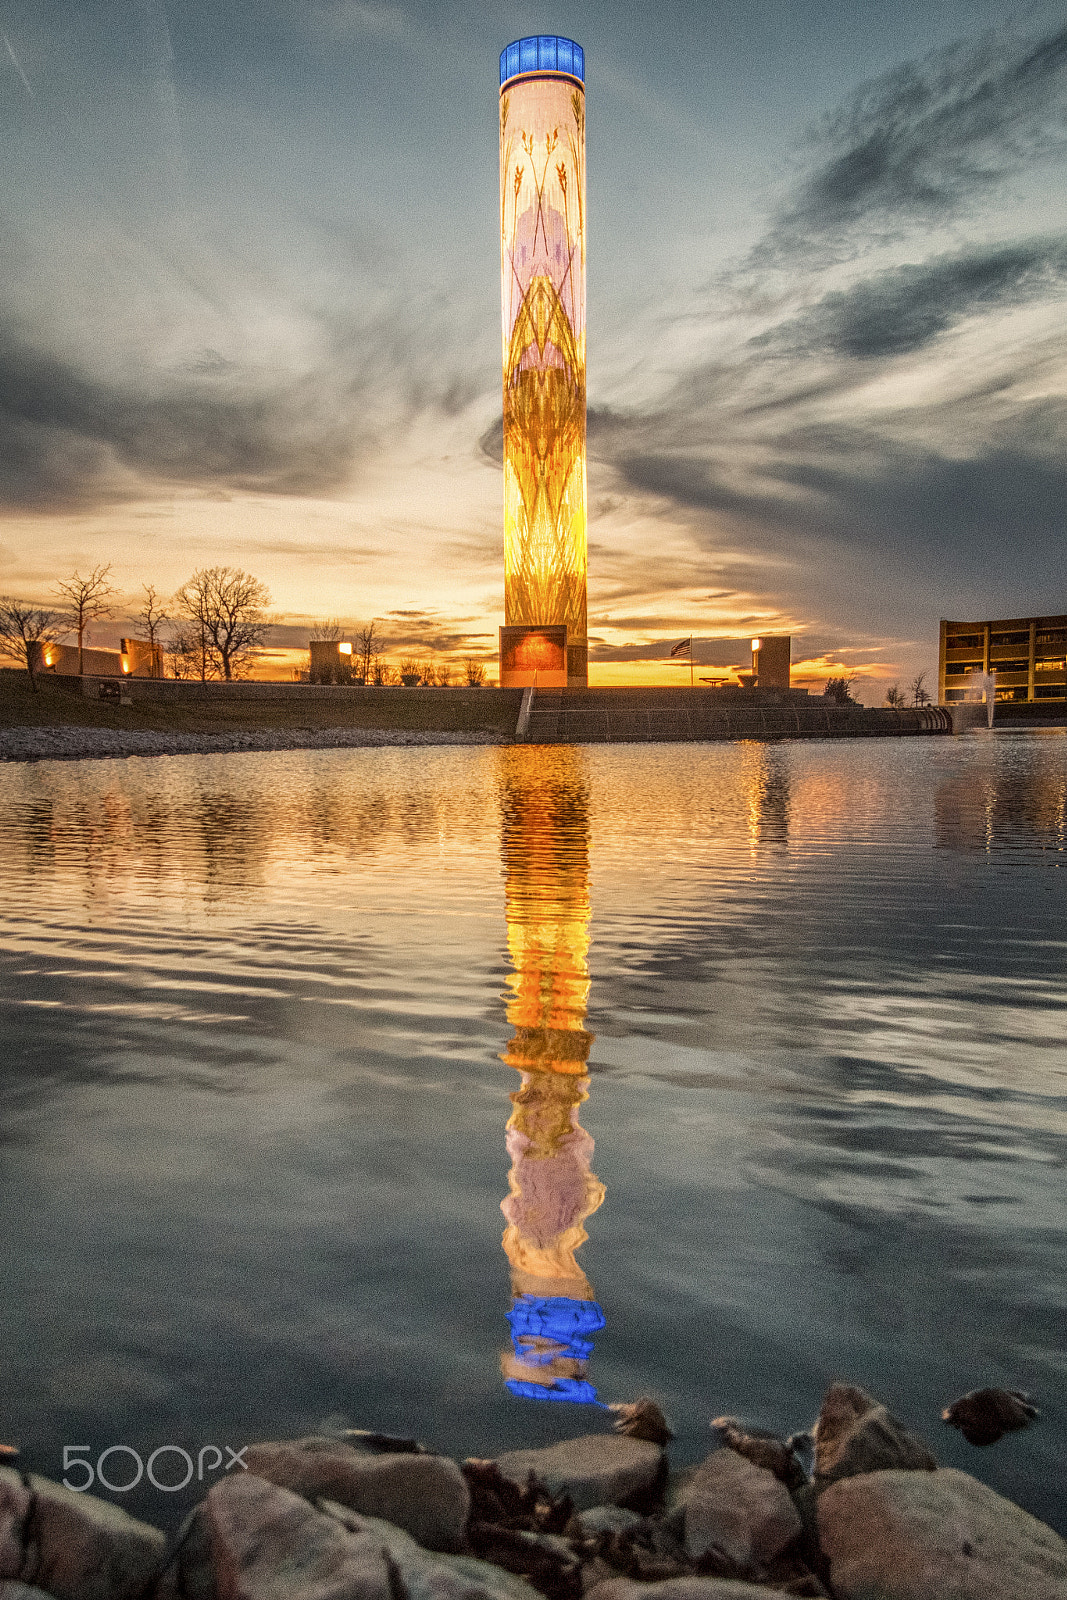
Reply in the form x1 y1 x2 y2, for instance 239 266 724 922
0 671 521 737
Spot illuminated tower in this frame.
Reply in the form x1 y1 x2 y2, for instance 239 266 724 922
498 36 588 689
497 746 605 1403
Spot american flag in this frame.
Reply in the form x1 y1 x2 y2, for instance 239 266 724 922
670 638 692 658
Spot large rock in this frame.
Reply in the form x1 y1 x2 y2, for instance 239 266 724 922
0 1587 57 1600
492 1435 663 1512
156 1505 218 1600
244 1438 470 1551
585 1578 790 1600
814 1384 937 1485
576 1506 643 1537
677 1448 801 1570
320 1503 541 1600
0 1472 32 1580
817 1467 1067 1599
0 1469 165 1600
205 1474 392 1600
942 1388 1039 1448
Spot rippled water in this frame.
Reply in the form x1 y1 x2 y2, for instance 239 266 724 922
0 734 1064 1531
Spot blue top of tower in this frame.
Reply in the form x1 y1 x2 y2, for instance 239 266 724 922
500 36 585 88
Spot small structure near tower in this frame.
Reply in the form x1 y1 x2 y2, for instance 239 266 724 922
752 635 791 689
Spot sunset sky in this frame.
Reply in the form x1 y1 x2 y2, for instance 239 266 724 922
1 0 1066 694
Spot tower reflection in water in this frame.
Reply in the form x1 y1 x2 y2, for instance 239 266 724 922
498 747 606 1405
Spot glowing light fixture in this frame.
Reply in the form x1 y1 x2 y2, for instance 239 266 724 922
751 638 762 653
338 642 353 655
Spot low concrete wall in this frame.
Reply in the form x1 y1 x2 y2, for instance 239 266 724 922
521 689 953 743
77 678 526 712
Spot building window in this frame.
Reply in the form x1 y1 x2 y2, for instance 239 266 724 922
944 661 983 676
946 633 983 649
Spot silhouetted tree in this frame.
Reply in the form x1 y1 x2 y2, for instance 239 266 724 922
463 658 487 686
0 598 58 691
310 618 343 641
136 585 169 650
884 684 906 708
165 627 204 680
355 621 380 685
910 671 931 707
823 673 858 705
55 564 117 674
174 567 272 681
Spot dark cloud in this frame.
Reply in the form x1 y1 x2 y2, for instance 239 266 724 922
612 407 1067 584
758 238 1067 358
756 21 1067 264
0 325 366 511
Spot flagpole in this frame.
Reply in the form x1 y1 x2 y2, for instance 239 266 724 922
690 639 694 688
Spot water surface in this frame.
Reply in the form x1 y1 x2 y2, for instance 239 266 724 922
0 734 1064 1530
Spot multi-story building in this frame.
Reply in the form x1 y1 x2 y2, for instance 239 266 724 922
939 614 1067 704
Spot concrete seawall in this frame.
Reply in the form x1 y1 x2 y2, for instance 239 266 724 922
62 678 955 744
519 687 953 743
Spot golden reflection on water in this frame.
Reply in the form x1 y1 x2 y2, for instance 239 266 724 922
936 757 1067 852
740 744 791 857
497 746 605 1405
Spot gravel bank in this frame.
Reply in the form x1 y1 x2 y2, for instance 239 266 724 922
0 725 510 763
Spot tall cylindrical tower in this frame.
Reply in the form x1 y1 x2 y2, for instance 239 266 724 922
499 36 587 688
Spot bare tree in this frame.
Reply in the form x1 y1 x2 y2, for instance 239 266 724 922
165 626 205 680
355 621 380 685
0 598 58 691
174 567 272 681
463 657 487 687
310 618 343 641
54 564 117 674
910 671 931 707
136 585 169 649
823 673 858 705
884 683 906 708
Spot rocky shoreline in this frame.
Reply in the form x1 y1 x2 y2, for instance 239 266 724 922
1 1382 1064 1600
0 727 509 763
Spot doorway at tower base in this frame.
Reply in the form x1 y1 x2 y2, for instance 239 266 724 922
499 625 588 688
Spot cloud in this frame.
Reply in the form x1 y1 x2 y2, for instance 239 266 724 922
0 327 368 510
0 225 495 513
757 237 1067 359
611 409 1067 593
754 20 1067 265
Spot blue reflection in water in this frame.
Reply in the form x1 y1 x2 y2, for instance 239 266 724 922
505 1294 607 1402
